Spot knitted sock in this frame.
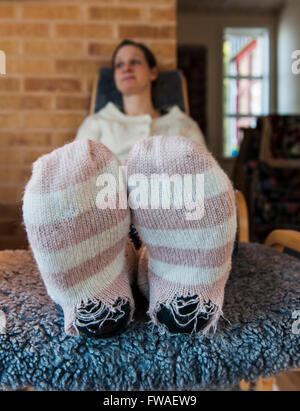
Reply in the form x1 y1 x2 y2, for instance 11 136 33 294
125 135 237 335
23 139 137 337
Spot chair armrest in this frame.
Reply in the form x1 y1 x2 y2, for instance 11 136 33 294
90 74 99 115
235 190 249 243
264 229 300 253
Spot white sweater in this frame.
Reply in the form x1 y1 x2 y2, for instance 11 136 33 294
75 102 206 164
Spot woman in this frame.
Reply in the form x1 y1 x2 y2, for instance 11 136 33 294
75 39 206 164
75 40 237 334
23 40 237 339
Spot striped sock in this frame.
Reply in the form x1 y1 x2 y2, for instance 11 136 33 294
125 135 237 335
23 139 137 336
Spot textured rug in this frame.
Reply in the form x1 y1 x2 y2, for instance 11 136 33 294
0 243 299 391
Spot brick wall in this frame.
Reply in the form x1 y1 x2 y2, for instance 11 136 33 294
0 0 177 250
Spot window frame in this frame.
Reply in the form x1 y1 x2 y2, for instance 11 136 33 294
222 27 271 158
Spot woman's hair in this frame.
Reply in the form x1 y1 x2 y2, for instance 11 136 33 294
111 39 158 71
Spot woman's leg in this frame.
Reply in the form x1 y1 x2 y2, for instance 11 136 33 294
23 139 137 337
126 135 237 335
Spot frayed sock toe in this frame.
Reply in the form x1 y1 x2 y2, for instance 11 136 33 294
156 296 218 334
75 298 131 338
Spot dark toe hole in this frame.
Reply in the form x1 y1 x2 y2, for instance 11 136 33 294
76 301 131 339
156 296 213 334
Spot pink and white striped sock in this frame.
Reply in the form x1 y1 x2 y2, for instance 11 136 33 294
23 139 137 336
125 135 237 335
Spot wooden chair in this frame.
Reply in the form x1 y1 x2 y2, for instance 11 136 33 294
235 191 300 390
90 67 190 116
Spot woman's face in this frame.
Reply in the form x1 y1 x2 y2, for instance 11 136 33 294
113 45 158 96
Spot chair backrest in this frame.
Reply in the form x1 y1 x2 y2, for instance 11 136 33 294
90 67 189 115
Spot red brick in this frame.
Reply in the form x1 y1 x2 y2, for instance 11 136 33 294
88 6 141 20
88 43 117 57
0 41 20 55
22 147 53 165
0 113 20 128
56 95 90 110
118 24 176 39
0 148 21 164
25 78 82 92
24 40 83 57
0 23 49 37
52 131 76 147
148 42 176 59
1 132 53 147
0 78 20 92
23 112 85 129
122 0 174 3
0 4 17 19
0 95 52 110
55 60 100 75
149 7 176 22
22 5 81 20
0 167 31 185
55 23 114 39
85 75 101 93
7 58 54 75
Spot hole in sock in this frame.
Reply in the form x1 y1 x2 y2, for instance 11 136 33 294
178 301 199 316
75 298 131 338
156 296 217 334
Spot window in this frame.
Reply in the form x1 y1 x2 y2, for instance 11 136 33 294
223 28 270 157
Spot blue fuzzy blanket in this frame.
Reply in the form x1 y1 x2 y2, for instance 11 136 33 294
0 243 299 391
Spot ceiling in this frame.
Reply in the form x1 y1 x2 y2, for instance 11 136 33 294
178 0 287 14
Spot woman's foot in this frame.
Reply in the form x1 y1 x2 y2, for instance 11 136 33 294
23 139 136 337
126 135 237 335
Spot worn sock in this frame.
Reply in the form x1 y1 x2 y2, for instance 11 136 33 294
125 135 237 335
23 139 137 336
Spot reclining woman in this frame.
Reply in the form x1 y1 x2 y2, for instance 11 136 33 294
23 40 237 339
